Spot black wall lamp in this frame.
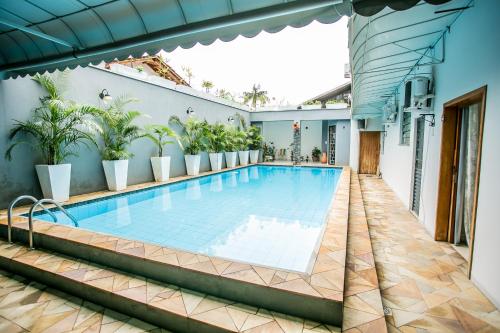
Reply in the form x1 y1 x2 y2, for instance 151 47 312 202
99 89 112 102
227 116 234 123
186 107 195 115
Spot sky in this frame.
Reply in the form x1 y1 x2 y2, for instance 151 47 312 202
164 17 350 106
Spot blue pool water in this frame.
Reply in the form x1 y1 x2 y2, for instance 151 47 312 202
36 165 341 272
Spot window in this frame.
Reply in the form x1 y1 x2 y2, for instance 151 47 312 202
404 81 412 108
400 111 411 145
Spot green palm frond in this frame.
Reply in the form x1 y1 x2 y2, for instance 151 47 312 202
5 73 99 165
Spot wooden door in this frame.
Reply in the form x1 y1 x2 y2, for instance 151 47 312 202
359 132 380 174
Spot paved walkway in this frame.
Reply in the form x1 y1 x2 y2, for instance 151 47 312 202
359 175 500 333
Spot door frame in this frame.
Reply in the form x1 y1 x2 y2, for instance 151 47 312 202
435 86 487 277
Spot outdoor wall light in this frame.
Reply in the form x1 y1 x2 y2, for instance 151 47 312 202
99 89 112 102
186 107 195 115
228 116 234 123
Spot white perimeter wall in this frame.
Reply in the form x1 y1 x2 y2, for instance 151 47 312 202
0 66 249 208
379 0 500 306
262 121 294 160
301 120 322 159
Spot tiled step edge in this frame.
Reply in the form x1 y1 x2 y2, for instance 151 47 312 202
342 173 387 332
2 225 342 327
0 241 337 333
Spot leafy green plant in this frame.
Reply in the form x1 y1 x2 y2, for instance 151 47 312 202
234 128 249 151
223 126 239 152
312 146 321 161
5 73 99 165
168 115 206 155
246 125 263 150
203 122 227 153
263 142 276 159
96 96 144 160
145 124 176 157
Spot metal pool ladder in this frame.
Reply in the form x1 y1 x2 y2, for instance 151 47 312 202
7 195 78 249
7 195 58 243
28 199 78 249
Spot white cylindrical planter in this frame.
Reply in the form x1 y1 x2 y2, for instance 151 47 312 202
102 160 128 191
225 152 237 168
184 154 201 176
151 156 171 182
250 150 259 164
35 164 71 202
238 150 249 166
209 152 223 171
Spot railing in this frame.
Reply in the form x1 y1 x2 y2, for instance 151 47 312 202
28 199 79 249
7 195 58 243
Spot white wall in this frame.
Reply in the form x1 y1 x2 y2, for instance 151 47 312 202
262 121 294 160
300 120 322 159
0 66 249 208
250 108 350 122
378 0 500 306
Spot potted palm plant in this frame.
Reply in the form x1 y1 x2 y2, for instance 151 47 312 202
224 126 239 168
169 115 206 176
5 73 98 202
235 129 250 166
247 125 263 164
312 146 321 162
204 122 226 171
96 96 143 191
145 124 176 182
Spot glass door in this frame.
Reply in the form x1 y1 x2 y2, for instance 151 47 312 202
454 103 481 253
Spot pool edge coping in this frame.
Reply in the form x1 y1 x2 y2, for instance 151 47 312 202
0 164 350 317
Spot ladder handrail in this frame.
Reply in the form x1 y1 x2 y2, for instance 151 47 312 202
28 199 79 249
7 195 58 243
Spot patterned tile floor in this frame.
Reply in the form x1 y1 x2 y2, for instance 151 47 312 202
359 175 500 333
342 173 387 332
0 240 341 333
0 269 168 333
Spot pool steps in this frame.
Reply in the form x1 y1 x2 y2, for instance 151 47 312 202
1 222 343 326
0 239 339 333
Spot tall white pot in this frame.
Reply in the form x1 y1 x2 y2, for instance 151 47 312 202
225 152 237 168
209 152 223 171
238 150 249 166
35 164 71 202
184 154 201 176
102 160 128 191
151 156 171 182
250 150 260 164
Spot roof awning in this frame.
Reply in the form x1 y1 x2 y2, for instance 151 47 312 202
348 0 472 118
351 0 452 17
0 0 351 79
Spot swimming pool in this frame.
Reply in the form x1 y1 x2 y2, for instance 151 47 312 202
35 165 342 272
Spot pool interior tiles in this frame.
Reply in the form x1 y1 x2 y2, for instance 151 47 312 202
0 164 351 327
31 165 342 273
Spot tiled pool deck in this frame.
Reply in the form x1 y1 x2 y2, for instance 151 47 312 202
0 164 350 326
359 175 500 332
1 168 498 332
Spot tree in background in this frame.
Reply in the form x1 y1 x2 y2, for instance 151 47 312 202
181 66 194 85
242 84 270 110
216 89 233 101
201 80 214 93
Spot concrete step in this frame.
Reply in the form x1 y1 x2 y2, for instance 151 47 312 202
0 239 339 333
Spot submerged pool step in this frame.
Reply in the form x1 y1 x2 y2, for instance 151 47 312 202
0 240 338 333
